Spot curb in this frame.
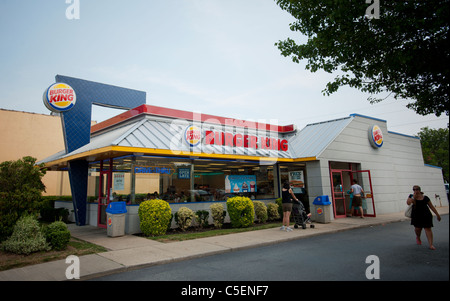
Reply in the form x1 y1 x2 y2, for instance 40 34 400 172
80 215 411 280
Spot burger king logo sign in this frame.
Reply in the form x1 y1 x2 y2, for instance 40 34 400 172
185 125 201 147
43 83 77 113
368 125 383 148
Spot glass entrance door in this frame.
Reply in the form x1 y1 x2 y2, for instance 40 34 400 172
330 165 376 219
97 159 112 228
331 170 347 218
351 170 376 217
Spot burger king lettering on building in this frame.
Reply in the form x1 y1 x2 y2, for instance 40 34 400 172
43 83 77 113
183 125 289 152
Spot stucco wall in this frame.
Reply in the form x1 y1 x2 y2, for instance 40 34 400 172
0 109 70 196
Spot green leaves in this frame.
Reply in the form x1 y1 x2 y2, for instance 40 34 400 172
418 127 449 183
226 196 255 228
175 207 195 231
0 157 46 241
210 203 226 228
275 0 450 116
1 215 50 255
138 199 172 236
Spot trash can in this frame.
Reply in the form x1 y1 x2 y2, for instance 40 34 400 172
105 201 127 237
312 195 331 223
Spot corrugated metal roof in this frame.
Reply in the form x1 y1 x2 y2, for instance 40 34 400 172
116 117 294 159
38 121 139 164
39 115 353 165
70 121 138 155
288 117 353 159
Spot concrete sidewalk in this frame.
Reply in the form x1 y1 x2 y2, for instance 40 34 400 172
1 206 448 281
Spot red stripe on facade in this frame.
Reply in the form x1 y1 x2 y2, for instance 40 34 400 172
91 104 295 134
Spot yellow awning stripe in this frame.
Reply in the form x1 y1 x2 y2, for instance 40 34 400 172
43 145 316 168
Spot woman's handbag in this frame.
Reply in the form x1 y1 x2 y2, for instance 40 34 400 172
405 204 413 218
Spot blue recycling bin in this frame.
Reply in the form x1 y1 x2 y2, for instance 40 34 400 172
106 201 127 214
106 201 127 237
312 196 331 223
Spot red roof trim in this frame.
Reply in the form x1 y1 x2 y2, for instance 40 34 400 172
91 104 295 134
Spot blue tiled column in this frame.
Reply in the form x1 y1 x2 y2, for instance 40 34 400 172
68 160 89 226
55 75 146 226
56 75 147 153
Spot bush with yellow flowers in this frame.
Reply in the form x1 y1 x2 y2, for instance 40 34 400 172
226 196 254 228
175 207 195 231
210 203 226 228
138 199 172 236
266 202 280 221
253 201 268 223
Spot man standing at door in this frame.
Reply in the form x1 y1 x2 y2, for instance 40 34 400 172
350 179 364 218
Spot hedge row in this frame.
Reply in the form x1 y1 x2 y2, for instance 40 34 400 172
138 197 280 237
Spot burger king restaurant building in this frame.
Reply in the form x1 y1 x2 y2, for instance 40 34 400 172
39 76 448 234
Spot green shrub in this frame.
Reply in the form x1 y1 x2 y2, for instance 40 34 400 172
227 196 254 228
275 198 283 219
168 213 174 230
40 207 69 223
1 215 50 255
175 207 195 231
45 221 71 250
195 210 210 228
0 156 46 241
210 203 226 228
253 201 268 223
267 202 280 221
138 199 172 236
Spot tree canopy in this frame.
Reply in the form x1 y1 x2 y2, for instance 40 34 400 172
275 0 449 117
418 127 449 183
0 156 46 241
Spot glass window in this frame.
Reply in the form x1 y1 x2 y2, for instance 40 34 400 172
134 156 192 204
279 163 308 201
193 160 276 201
88 156 279 205
112 157 133 203
87 163 100 203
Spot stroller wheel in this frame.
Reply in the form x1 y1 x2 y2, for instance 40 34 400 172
294 224 298 229
310 224 315 228
302 223 307 229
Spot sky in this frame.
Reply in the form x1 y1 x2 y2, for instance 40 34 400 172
0 0 448 137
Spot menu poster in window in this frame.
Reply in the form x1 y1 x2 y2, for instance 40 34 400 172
225 175 257 193
113 173 125 191
289 171 305 188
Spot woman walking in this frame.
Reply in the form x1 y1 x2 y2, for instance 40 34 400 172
280 182 299 232
407 185 441 250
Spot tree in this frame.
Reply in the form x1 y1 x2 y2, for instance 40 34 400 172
417 127 449 183
0 156 46 241
275 0 450 117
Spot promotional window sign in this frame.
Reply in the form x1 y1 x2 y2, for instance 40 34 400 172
113 173 125 191
289 170 305 188
225 175 257 193
178 168 191 179
43 83 77 112
135 166 173 175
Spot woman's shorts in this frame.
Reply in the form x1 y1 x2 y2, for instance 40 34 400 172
352 196 362 207
282 203 293 212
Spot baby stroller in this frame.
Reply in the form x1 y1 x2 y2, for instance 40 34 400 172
292 200 314 229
